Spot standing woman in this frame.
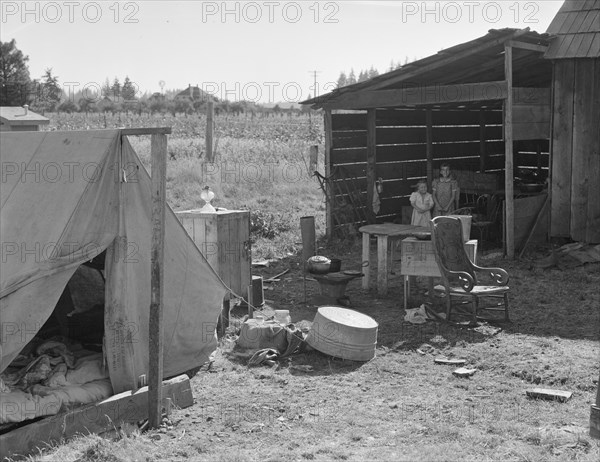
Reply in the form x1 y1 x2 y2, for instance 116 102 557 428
432 163 459 216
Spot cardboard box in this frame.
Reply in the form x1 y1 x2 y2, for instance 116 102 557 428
400 238 478 277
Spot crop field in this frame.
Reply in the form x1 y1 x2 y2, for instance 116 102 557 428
47 111 327 259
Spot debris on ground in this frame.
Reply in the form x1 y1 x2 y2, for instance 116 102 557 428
532 243 600 270
525 388 573 402
289 365 314 373
453 368 477 378
416 344 436 355
434 357 467 366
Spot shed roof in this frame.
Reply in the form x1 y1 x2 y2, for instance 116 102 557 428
545 0 600 59
0 106 49 125
303 28 552 110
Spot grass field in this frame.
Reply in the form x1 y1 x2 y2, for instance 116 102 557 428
19 245 600 462
10 112 599 462
48 111 327 259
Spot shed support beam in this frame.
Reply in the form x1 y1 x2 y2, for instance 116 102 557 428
479 110 487 172
504 45 515 259
506 40 548 53
322 81 508 110
366 109 377 223
426 109 433 187
324 109 333 238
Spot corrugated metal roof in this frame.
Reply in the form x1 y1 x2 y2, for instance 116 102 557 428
303 29 552 109
545 0 600 59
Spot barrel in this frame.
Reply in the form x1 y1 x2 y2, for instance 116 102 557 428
306 306 378 361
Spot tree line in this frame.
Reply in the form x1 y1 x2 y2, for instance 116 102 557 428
335 57 416 88
0 39 314 116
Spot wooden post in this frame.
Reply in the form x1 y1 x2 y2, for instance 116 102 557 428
309 145 318 174
301 216 316 265
149 133 167 429
206 101 214 162
426 109 433 187
479 109 487 172
324 109 333 238
504 45 515 259
591 370 600 438
218 297 230 337
366 109 377 223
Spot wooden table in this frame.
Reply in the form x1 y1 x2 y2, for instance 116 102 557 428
358 224 430 296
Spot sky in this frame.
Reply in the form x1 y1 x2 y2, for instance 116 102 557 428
1 1 565 104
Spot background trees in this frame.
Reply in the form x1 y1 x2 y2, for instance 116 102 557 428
0 39 32 106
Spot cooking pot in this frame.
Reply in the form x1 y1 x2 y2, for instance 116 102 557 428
307 256 331 274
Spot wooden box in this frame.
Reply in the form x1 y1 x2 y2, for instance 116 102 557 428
175 209 251 297
400 238 478 277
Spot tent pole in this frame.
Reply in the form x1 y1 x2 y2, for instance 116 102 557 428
149 133 167 429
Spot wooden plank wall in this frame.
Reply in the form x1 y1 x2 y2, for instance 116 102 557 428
551 58 600 243
329 108 549 232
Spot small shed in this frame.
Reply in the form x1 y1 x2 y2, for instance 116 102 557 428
0 105 49 131
545 0 600 243
302 28 553 258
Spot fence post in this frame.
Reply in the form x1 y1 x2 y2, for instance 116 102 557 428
206 101 214 162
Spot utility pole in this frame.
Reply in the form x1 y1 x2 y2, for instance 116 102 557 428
308 70 322 99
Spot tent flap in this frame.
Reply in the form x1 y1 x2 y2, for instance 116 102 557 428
1 130 228 392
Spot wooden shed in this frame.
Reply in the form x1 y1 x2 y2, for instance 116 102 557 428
0 105 49 131
545 0 600 243
302 28 553 258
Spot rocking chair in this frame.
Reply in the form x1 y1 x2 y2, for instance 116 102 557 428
430 216 510 323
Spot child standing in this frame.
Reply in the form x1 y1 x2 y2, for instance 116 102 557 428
410 181 434 227
432 163 459 217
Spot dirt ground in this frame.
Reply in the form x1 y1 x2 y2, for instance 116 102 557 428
38 238 600 462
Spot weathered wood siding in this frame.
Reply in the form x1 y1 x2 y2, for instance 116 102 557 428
328 108 549 233
550 58 600 243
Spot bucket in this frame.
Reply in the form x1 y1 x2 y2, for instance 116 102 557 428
306 306 378 361
329 258 342 273
250 275 264 307
448 215 472 242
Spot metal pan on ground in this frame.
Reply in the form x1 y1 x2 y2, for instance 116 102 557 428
306 306 378 361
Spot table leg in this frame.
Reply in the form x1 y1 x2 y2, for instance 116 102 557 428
427 277 434 305
378 235 388 296
362 232 370 290
403 276 408 310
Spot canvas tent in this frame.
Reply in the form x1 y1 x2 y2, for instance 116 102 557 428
0 129 228 395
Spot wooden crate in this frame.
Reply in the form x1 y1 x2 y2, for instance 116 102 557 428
400 238 478 277
175 210 251 297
